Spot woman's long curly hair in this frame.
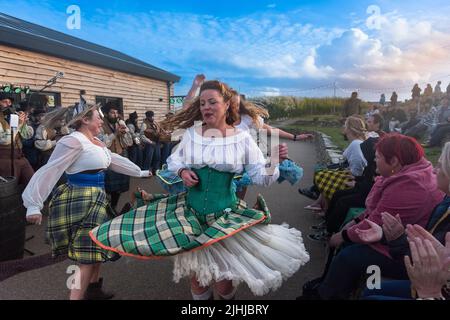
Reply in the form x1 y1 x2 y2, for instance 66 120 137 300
162 81 270 131
345 116 368 141
230 90 269 129
162 80 239 130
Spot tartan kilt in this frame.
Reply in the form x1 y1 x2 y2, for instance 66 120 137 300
47 183 119 264
89 192 272 259
105 169 130 193
313 169 352 200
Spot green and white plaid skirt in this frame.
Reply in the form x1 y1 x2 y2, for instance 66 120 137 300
47 183 118 264
89 192 271 259
314 169 353 200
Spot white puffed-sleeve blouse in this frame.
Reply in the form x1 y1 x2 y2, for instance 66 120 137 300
167 126 280 187
22 131 149 217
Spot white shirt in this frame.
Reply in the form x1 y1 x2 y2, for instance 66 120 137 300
343 139 367 177
139 121 154 145
235 114 264 131
34 125 56 151
0 123 34 145
167 126 279 187
22 131 149 216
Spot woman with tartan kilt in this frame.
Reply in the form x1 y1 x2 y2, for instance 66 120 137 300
89 81 310 300
157 78 309 200
22 104 151 300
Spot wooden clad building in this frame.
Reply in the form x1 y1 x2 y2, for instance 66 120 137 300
0 13 180 121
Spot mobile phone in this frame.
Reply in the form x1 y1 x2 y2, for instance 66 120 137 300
9 114 19 128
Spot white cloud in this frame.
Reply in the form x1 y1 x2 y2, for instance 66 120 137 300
259 87 281 96
311 14 450 99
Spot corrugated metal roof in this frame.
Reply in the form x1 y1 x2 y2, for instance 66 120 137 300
0 13 180 83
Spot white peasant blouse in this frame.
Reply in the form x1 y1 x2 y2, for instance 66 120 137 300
167 126 280 187
22 131 149 217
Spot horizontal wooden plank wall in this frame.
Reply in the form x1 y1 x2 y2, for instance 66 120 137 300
0 45 175 122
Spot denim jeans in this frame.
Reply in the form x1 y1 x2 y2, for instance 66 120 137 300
160 142 172 166
318 243 408 299
143 142 160 171
361 280 412 300
128 145 143 169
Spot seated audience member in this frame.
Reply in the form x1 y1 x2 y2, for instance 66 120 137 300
301 116 368 212
424 97 450 147
21 107 45 171
393 105 408 124
126 111 143 168
309 114 386 241
361 229 449 300
404 103 441 140
159 113 174 167
309 134 444 300
399 109 420 134
140 110 169 173
0 94 35 185
359 142 450 299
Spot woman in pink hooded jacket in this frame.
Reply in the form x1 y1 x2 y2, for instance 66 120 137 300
316 133 444 299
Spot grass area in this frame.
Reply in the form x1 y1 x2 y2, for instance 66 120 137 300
251 96 371 120
293 114 342 122
282 124 442 165
283 124 348 150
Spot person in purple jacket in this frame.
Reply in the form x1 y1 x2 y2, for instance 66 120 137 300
314 134 444 299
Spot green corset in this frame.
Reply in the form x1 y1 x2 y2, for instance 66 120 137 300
186 167 238 215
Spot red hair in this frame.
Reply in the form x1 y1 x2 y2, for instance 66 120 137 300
376 133 424 166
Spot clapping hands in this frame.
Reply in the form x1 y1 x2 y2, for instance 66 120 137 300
404 228 450 299
355 212 405 243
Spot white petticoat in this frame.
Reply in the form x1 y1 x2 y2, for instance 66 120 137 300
172 223 310 296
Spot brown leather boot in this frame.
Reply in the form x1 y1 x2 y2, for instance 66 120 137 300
84 278 115 300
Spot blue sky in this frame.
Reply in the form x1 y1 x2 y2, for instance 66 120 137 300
1 0 450 101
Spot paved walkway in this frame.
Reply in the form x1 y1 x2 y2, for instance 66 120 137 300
0 138 327 300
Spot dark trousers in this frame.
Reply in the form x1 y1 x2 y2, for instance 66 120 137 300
400 118 420 133
361 280 412 300
160 142 172 166
37 151 52 170
318 244 408 299
325 188 366 234
22 146 40 171
110 192 121 209
143 142 160 171
429 124 450 147
128 145 143 169
404 123 427 139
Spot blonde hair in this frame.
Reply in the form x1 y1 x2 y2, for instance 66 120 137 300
345 116 367 140
162 80 239 130
67 104 99 130
229 90 269 129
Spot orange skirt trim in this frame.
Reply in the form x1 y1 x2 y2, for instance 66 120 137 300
88 215 267 261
